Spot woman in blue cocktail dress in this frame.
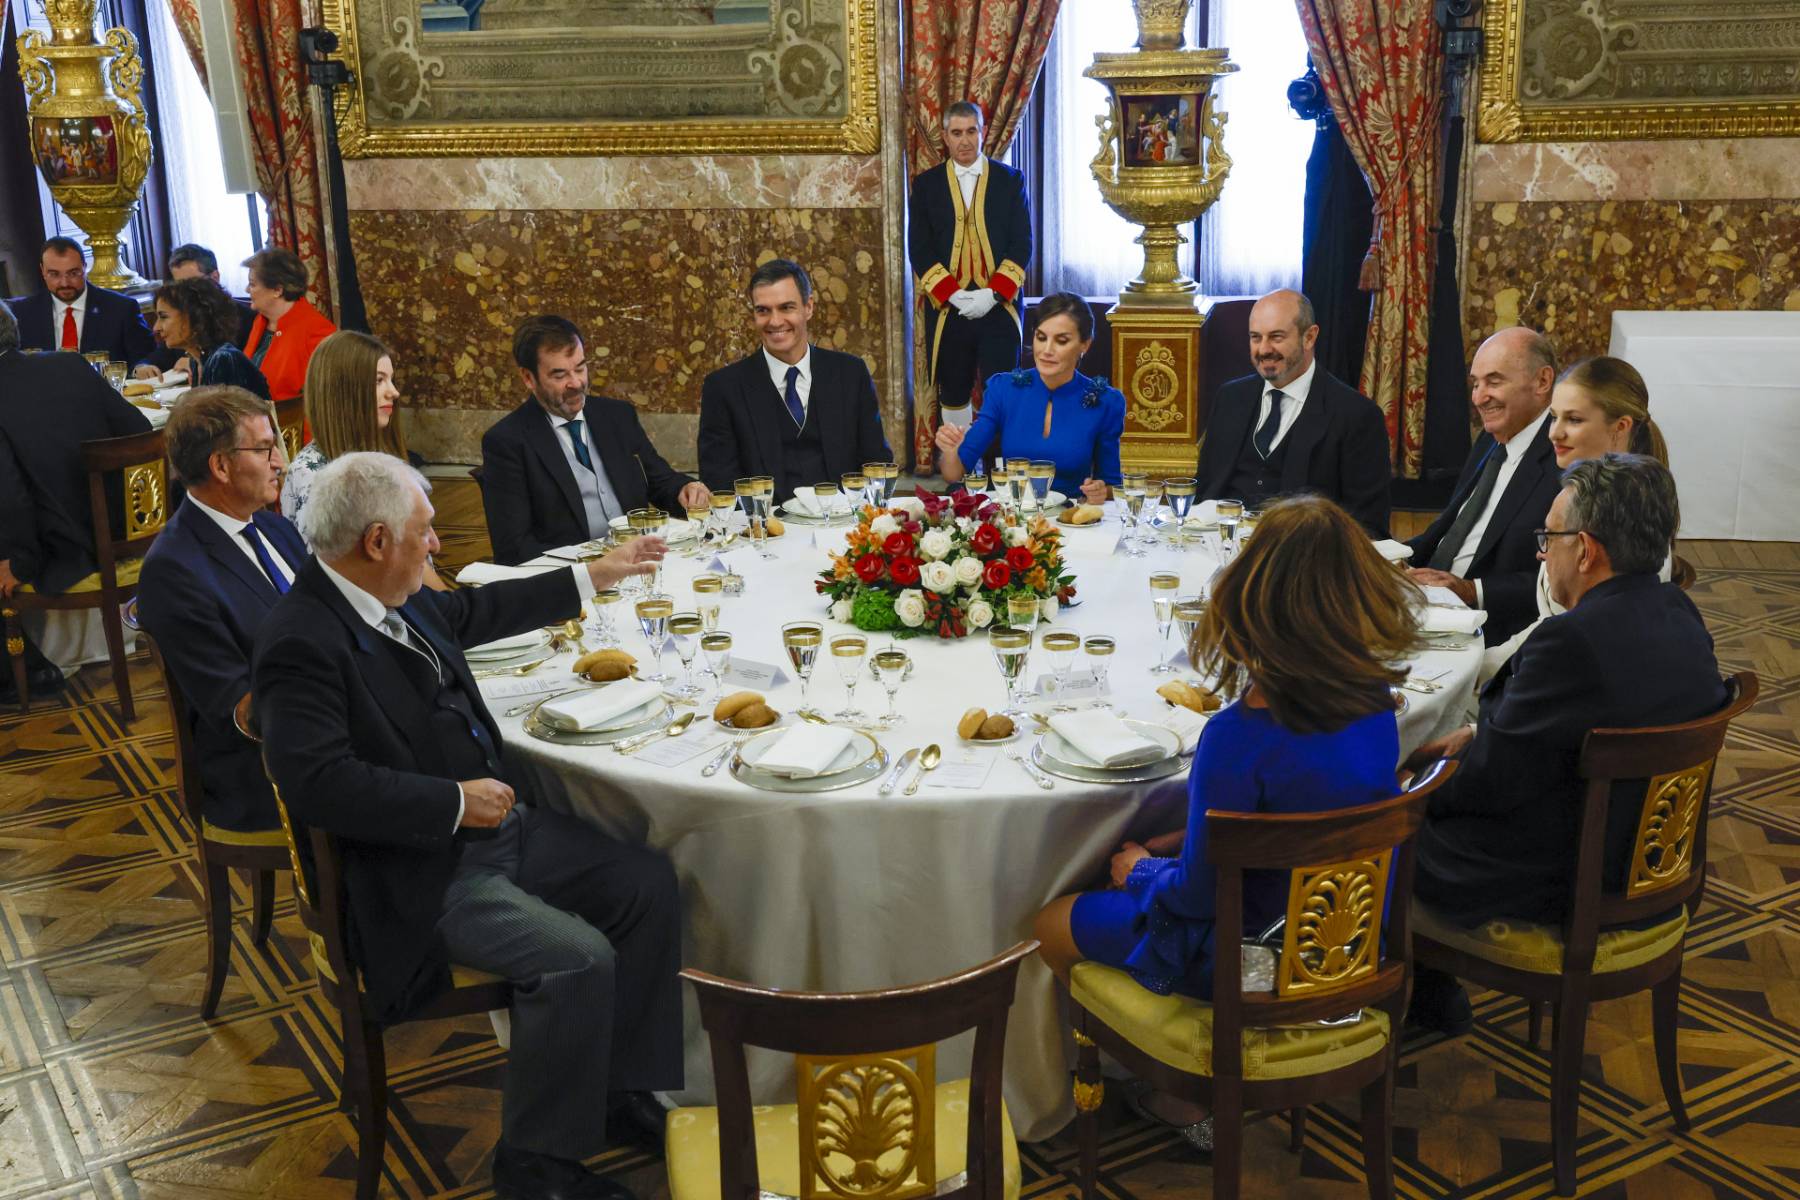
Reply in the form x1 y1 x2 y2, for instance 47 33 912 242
933 292 1124 504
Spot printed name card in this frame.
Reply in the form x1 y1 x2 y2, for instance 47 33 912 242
634 729 729 768
478 674 581 702
724 658 789 689
925 754 996 791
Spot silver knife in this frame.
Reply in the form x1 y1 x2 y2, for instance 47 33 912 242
878 748 920 796
1009 748 1056 790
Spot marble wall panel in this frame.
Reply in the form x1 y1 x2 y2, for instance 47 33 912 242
1470 138 1800 203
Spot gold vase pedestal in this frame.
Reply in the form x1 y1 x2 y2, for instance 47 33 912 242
1084 0 1234 476
17 0 154 289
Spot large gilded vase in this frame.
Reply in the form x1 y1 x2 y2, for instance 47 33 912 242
17 0 154 288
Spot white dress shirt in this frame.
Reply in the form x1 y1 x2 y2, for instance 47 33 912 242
1256 359 1317 453
53 288 89 349
764 347 814 417
185 494 296 588
1451 406 1552 602
953 156 985 209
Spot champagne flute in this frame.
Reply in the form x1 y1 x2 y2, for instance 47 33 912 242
635 595 675 683
1042 629 1081 711
1173 596 1208 672
1121 475 1150 557
841 472 869 518
1027 460 1055 511
753 477 777 552
620 511 651 596
1164 477 1197 545
590 586 623 648
735 478 772 559
813 480 840 528
830 634 868 720
1216 498 1245 555
1149 572 1181 674
1005 457 1030 516
640 507 670 590
1006 593 1040 635
685 500 712 548
782 621 824 717
989 625 1032 717
701 631 733 701
692 573 723 631
709 492 739 556
668 612 705 699
1084 635 1117 710
872 647 909 728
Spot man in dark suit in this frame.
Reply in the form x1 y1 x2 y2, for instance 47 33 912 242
1195 289 1391 536
481 314 708 566
697 258 890 504
138 387 304 832
1407 326 1562 644
10 236 155 365
138 244 257 375
1404 454 1726 1032
907 100 1032 439
0 299 151 697
255 452 680 1199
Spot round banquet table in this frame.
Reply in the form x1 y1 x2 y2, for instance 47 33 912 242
494 504 1480 1141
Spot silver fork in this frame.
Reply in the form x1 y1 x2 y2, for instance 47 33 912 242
1008 749 1055 790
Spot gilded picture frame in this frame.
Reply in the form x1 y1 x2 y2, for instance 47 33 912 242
1478 0 1800 142
318 0 879 157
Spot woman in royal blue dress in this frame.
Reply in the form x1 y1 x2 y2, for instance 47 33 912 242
933 291 1124 504
1033 494 1421 1148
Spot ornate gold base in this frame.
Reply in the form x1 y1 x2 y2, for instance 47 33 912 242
1110 303 1201 476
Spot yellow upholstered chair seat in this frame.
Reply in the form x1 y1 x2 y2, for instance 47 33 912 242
199 819 290 848
18 556 144 594
1069 961 1391 1082
1411 904 1688 976
665 1078 1021 1200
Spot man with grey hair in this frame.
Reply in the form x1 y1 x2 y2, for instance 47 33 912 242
255 452 681 1199
1402 453 1726 1034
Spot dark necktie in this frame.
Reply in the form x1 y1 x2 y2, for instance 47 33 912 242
1254 390 1285 459
564 418 594 472
1428 446 1504 572
239 522 290 594
783 365 806 428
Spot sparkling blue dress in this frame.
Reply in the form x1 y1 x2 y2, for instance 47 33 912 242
955 369 1125 498
1069 700 1399 999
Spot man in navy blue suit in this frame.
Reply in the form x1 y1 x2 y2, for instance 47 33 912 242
10 237 155 366
138 386 304 832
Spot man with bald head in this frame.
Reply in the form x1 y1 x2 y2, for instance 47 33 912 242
1407 326 1562 644
1195 288 1392 535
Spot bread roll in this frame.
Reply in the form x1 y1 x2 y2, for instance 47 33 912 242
977 713 1016 740
1157 680 1221 714
957 707 988 739
1064 504 1103 525
572 648 636 675
731 701 779 728
764 517 786 536
582 660 632 682
713 690 764 722
122 381 155 397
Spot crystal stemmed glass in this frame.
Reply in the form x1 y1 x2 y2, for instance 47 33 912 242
782 621 824 717
635 595 675 684
1006 593 1040 635
701 631 733 701
1121 484 1149 557
1005 457 1030 517
1216 498 1245 555
1173 595 1207 671
642 507 670 589
812 480 840 528
685 501 712 549
988 625 1032 717
668 612 705 699
1164 478 1197 545
692 573 723 632
1084 635 1117 710
1028 460 1055 511
872 647 909 728
1149 572 1181 674
752 477 777 550
875 461 901 505
841 472 868 519
590 587 622 648
735 478 772 559
830 634 868 721
964 468 989 495
1042 629 1081 711
860 462 886 510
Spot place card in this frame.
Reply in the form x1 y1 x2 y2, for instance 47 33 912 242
724 658 789 689
925 754 995 791
1033 670 1109 700
477 673 580 702
635 729 728 768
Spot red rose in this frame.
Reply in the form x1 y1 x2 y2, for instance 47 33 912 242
970 523 1002 556
1006 545 1034 572
890 556 921 586
983 560 1012 590
854 553 885 583
883 531 913 559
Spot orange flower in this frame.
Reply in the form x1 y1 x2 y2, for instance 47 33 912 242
1027 566 1047 591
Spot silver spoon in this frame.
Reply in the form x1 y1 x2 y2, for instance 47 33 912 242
615 711 696 754
472 655 553 680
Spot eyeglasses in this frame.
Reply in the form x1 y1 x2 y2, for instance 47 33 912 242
228 443 282 463
1533 528 1582 552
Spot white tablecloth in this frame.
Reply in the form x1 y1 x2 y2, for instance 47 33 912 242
494 509 1480 1140
1609 310 1800 540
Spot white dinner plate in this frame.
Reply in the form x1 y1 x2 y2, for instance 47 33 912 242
737 728 881 780
465 629 553 661
1038 720 1180 773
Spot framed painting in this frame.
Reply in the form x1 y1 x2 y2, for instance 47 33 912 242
1479 0 1800 142
320 0 879 156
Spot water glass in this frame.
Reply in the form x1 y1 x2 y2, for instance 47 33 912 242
590 587 622 647
1164 477 1197 543
635 595 675 683
1027 460 1055 510
782 621 824 716
692 573 724 631
1216 498 1245 553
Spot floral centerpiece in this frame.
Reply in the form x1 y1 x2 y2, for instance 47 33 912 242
816 490 1077 639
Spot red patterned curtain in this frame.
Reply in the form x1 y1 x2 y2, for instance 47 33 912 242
903 0 1062 468
165 0 334 321
1294 0 1443 478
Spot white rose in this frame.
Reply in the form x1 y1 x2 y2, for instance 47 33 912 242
870 513 900 537
966 598 994 629
830 599 853 623
1039 595 1060 621
956 516 974 534
892 496 926 520
1005 524 1030 546
919 560 957 594
919 529 953 561
952 555 984 588
895 588 926 627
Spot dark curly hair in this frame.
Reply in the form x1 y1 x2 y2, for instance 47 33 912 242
153 277 241 353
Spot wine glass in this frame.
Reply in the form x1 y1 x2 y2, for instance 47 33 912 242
1005 457 1030 516
1027 460 1055 512
1164 478 1197 545
83 351 110 371
830 634 868 720
1042 629 1081 711
860 462 887 509
1216 498 1245 555
988 625 1032 717
685 500 712 547
964 468 989 495
1173 596 1208 671
1084 635 1117 710
635 595 675 683
782 621 824 717
872 647 909 728
700 631 733 701
1006 593 1040 635
841 472 869 518
692 573 724 631
1149 572 1181 674
813 480 840 527
590 586 622 648
668 612 705 699
103 361 128 391
875 461 901 505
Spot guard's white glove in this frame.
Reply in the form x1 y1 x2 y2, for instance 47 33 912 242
947 288 979 316
958 287 998 320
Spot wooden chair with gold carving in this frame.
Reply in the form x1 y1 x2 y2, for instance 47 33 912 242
263 755 512 1200
1065 760 1456 1200
1 428 167 719
669 942 1037 1200
1411 670 1758 1196
271 395 306 514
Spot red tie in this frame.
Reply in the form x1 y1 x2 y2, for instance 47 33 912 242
60 306 78 350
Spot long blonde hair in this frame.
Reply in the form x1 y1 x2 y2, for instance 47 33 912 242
303 331 407 462
1558 356 1667 466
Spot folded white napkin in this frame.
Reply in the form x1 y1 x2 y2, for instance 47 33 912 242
465 629 547 657
1047 712 1161 768
537 680 662 731
157 368 189 387
456 560 562 585
1373 539 1414 562
1189 499 1220 525
140 404 171 429
607 516 694 540
1422 606 1486 635
1161 707 1209 755
785 487 825 517
754 725 855 778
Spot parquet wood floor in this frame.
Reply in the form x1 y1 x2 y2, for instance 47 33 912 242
2 479 1795 1198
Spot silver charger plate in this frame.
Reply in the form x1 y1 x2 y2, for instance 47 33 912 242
774 503 837 526
521 696 671 745
1029 741 1186 784
728 731 889 793
466 629 554 664
1039 720 1181 772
